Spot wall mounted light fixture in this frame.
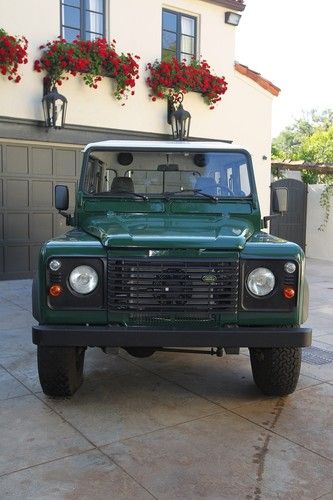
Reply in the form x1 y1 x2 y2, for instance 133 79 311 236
169 94 191 141
225 11 241 26
42 83 68 129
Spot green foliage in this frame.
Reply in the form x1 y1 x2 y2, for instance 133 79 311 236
272 109 333 161
272 109 333 230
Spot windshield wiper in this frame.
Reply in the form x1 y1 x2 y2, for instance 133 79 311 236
109 190 149 201
163 189 218 202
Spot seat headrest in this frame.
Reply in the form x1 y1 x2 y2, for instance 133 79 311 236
110 177 134 193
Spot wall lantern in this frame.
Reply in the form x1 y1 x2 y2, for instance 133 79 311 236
169 94 191 141
225 11 241 26
42 84 68 129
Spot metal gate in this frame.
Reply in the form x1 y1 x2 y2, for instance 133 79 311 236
0 142 82 280
270 178 307 250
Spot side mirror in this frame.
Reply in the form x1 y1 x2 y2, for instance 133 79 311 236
55 185 69 211
272 187 288 214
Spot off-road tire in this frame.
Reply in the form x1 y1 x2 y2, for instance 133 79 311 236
124 347 157 358
37 346 85 397
249 347 301 396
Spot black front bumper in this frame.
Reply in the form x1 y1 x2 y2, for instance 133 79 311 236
32 325 312 348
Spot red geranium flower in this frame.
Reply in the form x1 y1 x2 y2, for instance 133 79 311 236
0 28 28 83
34 37 140 101
146 56 228 108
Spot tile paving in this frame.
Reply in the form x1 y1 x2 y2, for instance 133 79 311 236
0 259 332 499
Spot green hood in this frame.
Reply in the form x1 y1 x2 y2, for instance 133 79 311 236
81 213 255 250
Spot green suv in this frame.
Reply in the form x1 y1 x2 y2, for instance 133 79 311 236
32 140 311 397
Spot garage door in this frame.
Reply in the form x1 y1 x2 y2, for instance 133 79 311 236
0 142 82 280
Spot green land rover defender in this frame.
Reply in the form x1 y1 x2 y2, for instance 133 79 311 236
32 140 312 397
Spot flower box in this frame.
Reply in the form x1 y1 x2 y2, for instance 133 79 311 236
34 37 140 101
146 57 228 109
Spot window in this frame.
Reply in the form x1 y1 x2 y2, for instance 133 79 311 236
61 0 105 42
162 9 197 63
83 150 251 198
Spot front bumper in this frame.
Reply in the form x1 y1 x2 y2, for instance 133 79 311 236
32 325 312 348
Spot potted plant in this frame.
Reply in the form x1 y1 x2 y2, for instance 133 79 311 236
146 57 228 108
0 28 28 83
34 37 140 101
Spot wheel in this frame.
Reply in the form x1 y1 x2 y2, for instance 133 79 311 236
124 347 157 358
37 346 86 397
249 347 301 396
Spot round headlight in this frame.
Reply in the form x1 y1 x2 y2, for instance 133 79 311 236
247 267 275 297
69 265 98 295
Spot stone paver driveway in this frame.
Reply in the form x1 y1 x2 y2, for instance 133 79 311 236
0 258 332 499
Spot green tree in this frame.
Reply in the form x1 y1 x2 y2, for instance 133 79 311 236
272 109 333 229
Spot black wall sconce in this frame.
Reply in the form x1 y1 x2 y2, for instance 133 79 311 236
169 93 191 141
42 79 68 129
225 11 241 26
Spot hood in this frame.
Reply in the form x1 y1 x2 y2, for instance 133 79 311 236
81 212 255 250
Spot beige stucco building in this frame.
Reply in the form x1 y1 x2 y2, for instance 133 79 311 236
0 0 280 278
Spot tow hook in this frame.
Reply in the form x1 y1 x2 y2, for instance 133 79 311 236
211 347 223 357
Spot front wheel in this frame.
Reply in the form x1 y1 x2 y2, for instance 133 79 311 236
249 347 301 396
37 346 86 397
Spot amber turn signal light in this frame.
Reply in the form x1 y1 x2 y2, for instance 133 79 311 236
49 284 62 297
283 287 295 299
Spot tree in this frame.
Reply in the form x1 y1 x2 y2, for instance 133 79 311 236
272 109 333 229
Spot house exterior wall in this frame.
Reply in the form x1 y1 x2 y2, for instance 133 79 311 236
0 0 230 144
0 0 236 133
306 185 333 262
0 0 275 278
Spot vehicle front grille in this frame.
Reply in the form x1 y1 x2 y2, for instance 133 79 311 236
107 257 239 315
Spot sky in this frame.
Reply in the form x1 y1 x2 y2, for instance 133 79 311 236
235 0 333 138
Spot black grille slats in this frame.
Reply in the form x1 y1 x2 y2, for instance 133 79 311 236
108 258 239 313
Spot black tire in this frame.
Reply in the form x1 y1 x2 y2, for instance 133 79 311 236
249 347 301 396
124 347 157 358
37 346 86 397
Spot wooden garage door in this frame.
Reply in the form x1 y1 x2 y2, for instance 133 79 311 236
0 142 82 280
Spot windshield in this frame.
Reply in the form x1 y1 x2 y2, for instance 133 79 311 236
82 150 252 198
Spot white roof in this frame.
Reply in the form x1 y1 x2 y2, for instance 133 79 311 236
83 140 244 152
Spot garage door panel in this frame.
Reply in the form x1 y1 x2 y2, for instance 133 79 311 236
54 212 68 237
31 180 53 208
30 245 41 273
0 214 3 240
1 142 80 279
5 246 30 273
5 213 29 240
54 150 76 177
31 147 53 176
30 213 53 241
5 145 29 174
6 179 29 208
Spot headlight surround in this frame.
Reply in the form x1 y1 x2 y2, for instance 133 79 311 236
69 265 98 295
247 267 275 297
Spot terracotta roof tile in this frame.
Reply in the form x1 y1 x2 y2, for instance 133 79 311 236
234 62 280 96
204 0 246 12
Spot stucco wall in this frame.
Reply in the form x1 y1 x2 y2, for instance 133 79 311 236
0 0 235 131
0 0 274 214
306 185 333 262
225 70 273 217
